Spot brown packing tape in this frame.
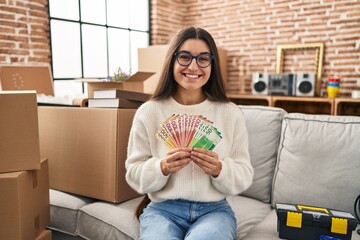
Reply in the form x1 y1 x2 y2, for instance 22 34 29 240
32 171 38 188
35 215 40 232
72 98 88 107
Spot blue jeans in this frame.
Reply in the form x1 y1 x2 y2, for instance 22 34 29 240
139 199 236 240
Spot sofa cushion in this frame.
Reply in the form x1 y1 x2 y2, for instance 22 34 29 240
76 196 143 240
226 195 272 239
241 209 278 240
49 189 94 236
52 230 85 240
239 106 286 203
272 113 360 215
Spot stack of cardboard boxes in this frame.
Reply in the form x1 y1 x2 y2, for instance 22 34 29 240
0 91 51 240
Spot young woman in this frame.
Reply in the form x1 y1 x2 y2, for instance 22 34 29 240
125 26 253 240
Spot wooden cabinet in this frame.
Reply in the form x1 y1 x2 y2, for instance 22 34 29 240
228 94 360 116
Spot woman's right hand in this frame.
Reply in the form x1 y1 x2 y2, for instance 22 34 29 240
160 147 192 176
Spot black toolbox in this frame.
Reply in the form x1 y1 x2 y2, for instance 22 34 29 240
276 203 358 240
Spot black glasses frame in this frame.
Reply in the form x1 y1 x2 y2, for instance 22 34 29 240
174 51 214 68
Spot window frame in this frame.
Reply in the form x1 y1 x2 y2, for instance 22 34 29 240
48 0 151 86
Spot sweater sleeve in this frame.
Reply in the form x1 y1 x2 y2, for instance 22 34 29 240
211 109 254 195
125 109 169 194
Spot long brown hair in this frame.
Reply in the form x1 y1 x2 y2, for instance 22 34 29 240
135 195 151 219
151 26 229 102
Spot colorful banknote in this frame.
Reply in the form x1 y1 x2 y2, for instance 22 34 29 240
156 114 222 150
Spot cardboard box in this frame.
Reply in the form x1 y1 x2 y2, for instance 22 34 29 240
0 65 54 96
0 90 41 173
87 72 155 98
36 230 52 240
38 106 140 203
137 45 169 93
0 159 50 240
138 45 169 73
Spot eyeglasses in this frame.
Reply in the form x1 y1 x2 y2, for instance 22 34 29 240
174 51 214 68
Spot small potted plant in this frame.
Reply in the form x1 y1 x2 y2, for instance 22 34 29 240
108 67 131 82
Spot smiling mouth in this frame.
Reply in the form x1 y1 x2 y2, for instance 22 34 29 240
184 73 201 79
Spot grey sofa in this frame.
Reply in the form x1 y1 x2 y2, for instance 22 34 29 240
48 105 360 240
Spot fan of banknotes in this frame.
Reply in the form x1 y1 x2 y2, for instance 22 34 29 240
156 114 222 150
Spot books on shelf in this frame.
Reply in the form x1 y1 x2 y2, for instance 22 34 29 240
88 89 152 108
88 98 143 108
93 89 152 102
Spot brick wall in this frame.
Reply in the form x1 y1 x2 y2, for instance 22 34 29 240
1 0 359 96
151 0 187 44
151 0 360 96
0 0 50 65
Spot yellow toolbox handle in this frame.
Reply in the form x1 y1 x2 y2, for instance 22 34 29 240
298 205 329 214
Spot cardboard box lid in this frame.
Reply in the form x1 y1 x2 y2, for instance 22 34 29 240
0 65 54 96
125 71 155 82
85 72 155 85
86 72 156 97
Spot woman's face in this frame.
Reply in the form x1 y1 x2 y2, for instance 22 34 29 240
173 39 212 93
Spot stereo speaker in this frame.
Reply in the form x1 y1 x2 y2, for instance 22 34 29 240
268 73 296 96
295 73 315 96
252 73 268 95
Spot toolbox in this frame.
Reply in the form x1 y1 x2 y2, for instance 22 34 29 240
276 203 358 240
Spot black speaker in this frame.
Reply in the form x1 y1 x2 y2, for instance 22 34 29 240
252 73 268 95
295 73 315 96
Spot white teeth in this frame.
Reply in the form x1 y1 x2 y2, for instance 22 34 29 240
185 74 199 78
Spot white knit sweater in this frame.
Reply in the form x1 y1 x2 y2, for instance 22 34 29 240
125 97 254 203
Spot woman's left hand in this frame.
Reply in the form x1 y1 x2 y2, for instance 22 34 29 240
190 148 222 177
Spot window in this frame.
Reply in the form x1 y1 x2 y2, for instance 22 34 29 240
48 0 150 96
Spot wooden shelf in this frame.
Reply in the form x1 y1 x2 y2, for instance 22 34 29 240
271 96 334 115
227 94 336 115
228 94 360 116
334 98 360 116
